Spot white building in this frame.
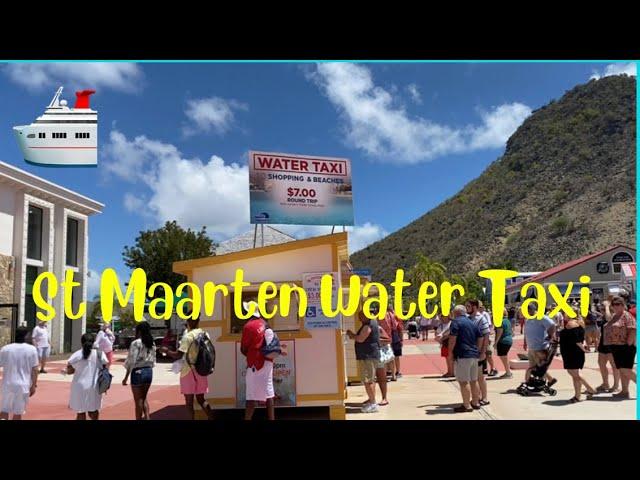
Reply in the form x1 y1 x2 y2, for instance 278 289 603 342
0 161 103 353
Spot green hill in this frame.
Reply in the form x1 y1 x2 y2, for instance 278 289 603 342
351 75 636 283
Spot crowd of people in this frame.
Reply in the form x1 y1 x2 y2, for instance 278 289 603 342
0 291 636 419
348 293 636 414
0 299 283 420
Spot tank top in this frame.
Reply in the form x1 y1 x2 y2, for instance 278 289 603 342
354 320 380 360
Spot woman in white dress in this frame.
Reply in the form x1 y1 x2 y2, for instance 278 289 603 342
66 333 108 420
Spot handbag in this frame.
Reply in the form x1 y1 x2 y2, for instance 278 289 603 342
379 344 394 364
94 349 113 395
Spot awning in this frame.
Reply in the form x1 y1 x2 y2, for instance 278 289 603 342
621 263 637 280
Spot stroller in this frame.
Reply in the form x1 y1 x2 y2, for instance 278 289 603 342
516 341 558 396
407 320 419 339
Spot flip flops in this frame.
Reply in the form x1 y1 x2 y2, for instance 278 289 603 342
569 397 581 403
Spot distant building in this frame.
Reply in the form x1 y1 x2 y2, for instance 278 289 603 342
0 161 103 352
485 271 540 305
504 245 636 304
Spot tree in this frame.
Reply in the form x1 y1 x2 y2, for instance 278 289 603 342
410 253 447 287
122 221 216 290
409 253 447 308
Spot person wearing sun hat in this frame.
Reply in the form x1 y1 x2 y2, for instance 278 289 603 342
240 299 276 420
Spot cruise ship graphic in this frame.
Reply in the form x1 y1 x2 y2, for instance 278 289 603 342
13 86 98 167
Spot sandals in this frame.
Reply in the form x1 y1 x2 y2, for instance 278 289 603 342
569 397 582 403
595 385 610 393
378 400 389 406
479 399 490 406
612 392 630 399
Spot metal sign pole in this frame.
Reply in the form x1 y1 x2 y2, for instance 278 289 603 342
261 224 264 247
253 224 258 248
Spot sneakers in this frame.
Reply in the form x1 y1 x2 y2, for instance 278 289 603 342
500 372 513 379
488 369 498 377
361 403 379 413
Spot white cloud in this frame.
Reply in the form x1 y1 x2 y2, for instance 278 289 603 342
347 222 388 254
104 130 250 238
123 193 146 213
307 63 531 164
590 62 637 80
467 103 533 150
3 63 143 92
86 269 101 300
406 83 422 104
183 97 248 136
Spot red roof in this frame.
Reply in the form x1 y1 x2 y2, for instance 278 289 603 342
506 244 635 292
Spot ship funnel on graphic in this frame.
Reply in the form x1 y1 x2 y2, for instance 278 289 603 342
74 89 96 109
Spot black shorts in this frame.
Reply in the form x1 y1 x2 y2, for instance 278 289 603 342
392 342 403 357
496 342 512 357
597 343 613 355
611 344 637 369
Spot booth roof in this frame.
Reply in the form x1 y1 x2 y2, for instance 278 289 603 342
173 232 348 274
215 226 295 255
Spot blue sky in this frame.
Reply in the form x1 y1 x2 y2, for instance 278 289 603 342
0 61 635 296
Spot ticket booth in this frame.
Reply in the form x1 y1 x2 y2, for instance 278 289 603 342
172 232 350 419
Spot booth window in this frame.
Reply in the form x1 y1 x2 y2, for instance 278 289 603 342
229 286 302 334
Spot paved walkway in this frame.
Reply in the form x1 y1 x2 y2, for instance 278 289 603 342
1 352 189 420
1 335 637 419
346 335 637 420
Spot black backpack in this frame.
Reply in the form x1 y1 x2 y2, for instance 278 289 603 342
186 331 216 376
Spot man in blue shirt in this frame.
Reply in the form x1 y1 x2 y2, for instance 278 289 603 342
448 305 483 413
523 303 557 386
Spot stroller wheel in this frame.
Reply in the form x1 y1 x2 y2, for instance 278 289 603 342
549 389 557 396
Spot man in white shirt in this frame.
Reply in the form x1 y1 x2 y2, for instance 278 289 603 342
31 320 50 374
0 327 39 420
479 303 498 377
94 323 115 367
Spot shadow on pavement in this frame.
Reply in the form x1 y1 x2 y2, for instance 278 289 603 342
424 403 463 415
150 405 191 420
500 389 545 397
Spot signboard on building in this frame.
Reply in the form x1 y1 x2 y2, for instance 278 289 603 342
248 151 354 226
303 272 340 329
612 252 634 263
236 340 296 407
596 262 610 274
353 269 372 282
